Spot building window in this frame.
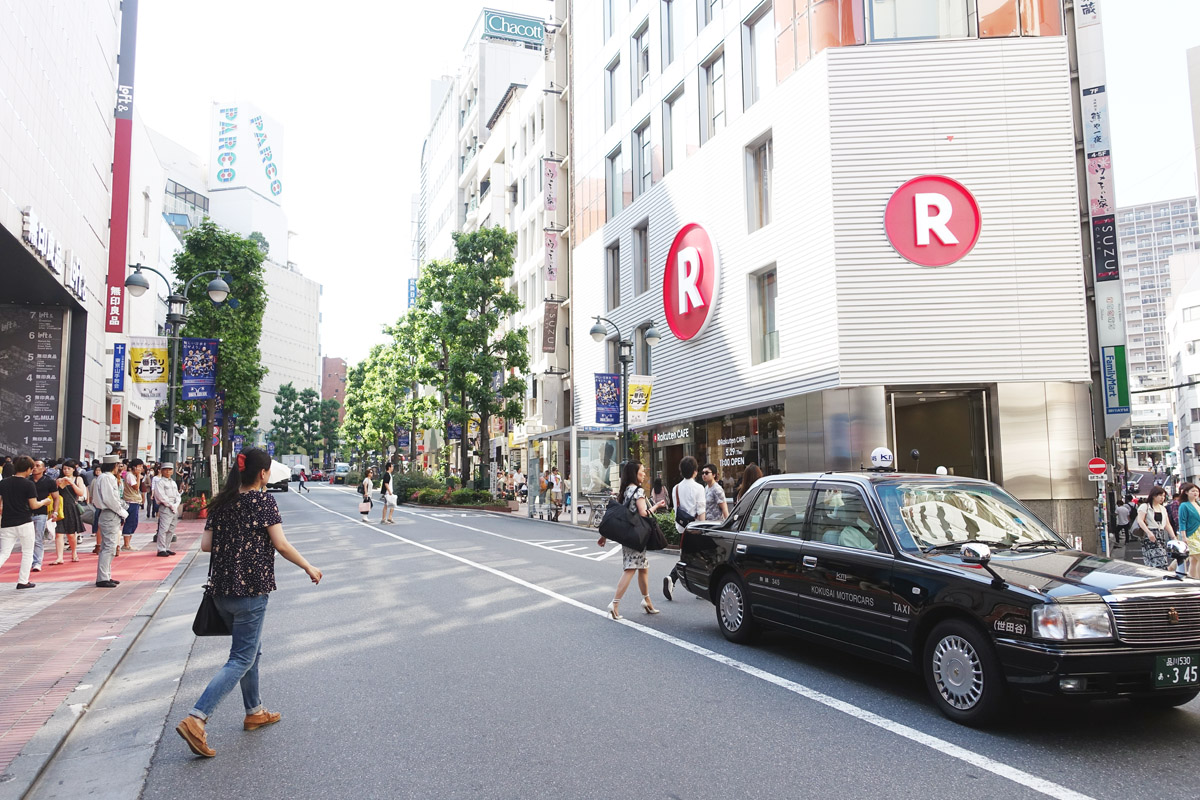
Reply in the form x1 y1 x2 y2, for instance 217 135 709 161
661 0 676 68
607 146 624 218
606 242 622 311
700 50 726 145
746 133 773 231
742 3 775 109
750 267 779 364
977 0 1062 37
605 55 621 129
633 221 650 294
698 0 720 31
869 0 977 42
604 0 615 40
635 324 653 374
633 22 650 99
663 85 685 175
634 120 652 198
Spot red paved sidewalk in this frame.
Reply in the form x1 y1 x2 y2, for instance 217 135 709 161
0 518 205 774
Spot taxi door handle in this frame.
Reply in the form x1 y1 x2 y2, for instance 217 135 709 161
802 556 818 568
735 544 747 554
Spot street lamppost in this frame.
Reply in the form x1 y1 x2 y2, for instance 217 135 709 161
589 315 661 465
124 264 231 464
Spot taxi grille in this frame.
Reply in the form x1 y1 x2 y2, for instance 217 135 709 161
1110 597 1200 646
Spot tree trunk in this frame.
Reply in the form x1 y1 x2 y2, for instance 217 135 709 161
203 397 216 460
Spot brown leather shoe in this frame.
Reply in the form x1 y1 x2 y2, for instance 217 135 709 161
176 715 215 757
243 709 281 730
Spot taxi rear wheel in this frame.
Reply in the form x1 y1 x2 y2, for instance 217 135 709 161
923 619 1005 726
716 574 758 644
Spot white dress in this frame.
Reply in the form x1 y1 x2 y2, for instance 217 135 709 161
621 485 649 570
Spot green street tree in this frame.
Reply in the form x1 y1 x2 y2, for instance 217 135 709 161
340 362 367 464
297 387 321 454
416 228 528 485
269 382 302 454
168 220 268 458
318 398 341 462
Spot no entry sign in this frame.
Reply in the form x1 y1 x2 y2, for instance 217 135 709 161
1088 457 1107 476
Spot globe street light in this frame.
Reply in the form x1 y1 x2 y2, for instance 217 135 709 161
124 264 233 464
590 315 661 465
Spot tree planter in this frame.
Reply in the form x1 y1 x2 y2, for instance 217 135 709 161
181 511 200 520
507 500 520 511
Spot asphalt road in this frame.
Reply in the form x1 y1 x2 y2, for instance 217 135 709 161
128 484 1200 800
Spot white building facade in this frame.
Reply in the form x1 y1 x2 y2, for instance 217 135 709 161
570 0 1100 544
0 1 122 462
1116 197 1200 472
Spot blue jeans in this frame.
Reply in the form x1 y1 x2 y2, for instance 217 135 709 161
121 503 140 536
190 594 269 720
31 515 47 568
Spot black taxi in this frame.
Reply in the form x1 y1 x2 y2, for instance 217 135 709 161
675 470 1200 725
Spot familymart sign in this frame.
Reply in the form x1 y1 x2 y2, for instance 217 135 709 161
483 10 544 46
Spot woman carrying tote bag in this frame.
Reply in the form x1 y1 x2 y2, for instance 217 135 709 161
1136 486 1176 570
358 468 374 518
597 460 665 619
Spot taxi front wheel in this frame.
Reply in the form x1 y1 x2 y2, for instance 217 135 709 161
923 619 1006 726
716 574 758 644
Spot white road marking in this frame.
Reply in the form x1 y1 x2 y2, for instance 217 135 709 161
295 491 1094 800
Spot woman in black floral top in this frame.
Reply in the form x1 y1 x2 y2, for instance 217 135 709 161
175 448 322 759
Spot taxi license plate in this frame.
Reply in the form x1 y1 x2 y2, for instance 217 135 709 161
1154 653 1200 689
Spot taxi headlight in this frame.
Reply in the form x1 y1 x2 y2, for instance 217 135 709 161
1032 603 1113 641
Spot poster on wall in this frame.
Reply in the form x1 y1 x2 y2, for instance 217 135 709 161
129 336 169 401
181 338 219 400
627 375 654 426
595 373 621 425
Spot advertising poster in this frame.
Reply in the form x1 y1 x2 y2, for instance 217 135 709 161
181 338 219 400
543 159 559 212
595 373 621 425
232 434 244 453
627 375 654 427
545 230 559 282
128 336 168 401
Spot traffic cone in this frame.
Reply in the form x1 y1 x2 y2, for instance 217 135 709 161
198 493 208 519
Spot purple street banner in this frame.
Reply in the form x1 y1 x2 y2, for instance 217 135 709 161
448 422 463 440
595 373 621 425
181 337 219 400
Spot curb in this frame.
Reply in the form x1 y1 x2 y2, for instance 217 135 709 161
0 543 203 800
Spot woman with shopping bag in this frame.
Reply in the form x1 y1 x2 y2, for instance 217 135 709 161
597 460 665 619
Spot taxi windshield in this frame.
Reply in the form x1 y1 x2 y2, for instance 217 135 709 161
875 481 1063 552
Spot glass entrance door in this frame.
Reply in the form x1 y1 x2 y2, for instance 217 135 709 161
887 389 993 479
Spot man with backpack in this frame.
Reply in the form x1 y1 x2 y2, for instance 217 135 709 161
663 455 706 601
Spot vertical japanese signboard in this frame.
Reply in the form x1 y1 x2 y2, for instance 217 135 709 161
543 158 559 212
112 342 127 393
407 278 418 308
105 0 139 332
544 230 559 282
1074 1 1129 435
541 302 558 353
0 306 65 457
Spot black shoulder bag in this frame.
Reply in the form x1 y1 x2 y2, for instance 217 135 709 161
192 541 231 637
673 484 696 528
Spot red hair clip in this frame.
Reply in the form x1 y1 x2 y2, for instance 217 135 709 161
237 453 246 471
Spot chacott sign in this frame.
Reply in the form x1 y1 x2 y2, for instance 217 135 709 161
483 11 544 45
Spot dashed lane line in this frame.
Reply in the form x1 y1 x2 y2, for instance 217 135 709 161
293 490 1095 800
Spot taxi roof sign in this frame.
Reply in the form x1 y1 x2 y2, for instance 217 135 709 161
870 447 895 469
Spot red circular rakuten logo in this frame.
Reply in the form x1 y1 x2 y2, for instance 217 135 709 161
662 223 720 341
884 176 981 267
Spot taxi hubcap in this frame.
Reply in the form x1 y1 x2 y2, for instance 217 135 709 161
932 635 984 710
719 582 744 631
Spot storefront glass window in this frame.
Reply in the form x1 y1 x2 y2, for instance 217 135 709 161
869 0 977 42
650 404 786 501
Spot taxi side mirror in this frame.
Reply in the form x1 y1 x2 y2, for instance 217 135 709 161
960 542 992 565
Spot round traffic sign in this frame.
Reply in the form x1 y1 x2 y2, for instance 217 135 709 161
1088 457 1107 476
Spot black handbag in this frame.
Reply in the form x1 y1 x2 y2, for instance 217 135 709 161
599 496 655 550
673 485 695 528
644 519 669 551
192 556 231 637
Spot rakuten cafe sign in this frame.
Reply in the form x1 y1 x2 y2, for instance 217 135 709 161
884 175 981 267
662 223 720 341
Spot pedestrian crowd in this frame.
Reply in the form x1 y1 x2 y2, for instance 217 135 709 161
0 453 195 589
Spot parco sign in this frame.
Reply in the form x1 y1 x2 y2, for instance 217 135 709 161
662 223 720 342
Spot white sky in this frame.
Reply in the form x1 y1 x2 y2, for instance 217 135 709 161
135 1 1200 365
